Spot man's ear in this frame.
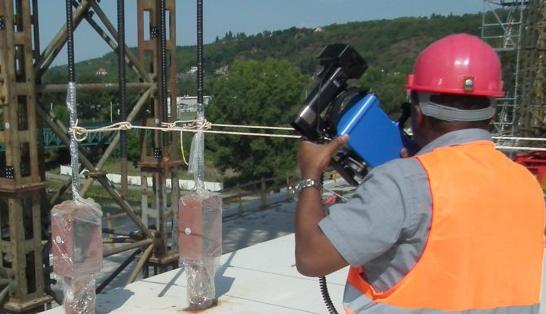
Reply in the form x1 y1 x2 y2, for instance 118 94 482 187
411 102 425 130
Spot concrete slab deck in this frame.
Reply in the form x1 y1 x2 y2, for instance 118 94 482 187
42 233 546 313
43 234 347 314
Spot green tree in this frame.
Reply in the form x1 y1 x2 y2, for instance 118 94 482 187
206 59 307 182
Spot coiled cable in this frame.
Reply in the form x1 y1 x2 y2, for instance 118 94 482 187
320 276 339 314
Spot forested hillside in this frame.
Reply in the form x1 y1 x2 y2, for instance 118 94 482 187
43 12 483 119
42 12 486 181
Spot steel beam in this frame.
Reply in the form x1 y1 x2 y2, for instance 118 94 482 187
80 86 156 195
103 239 153 257
96 248 140 293
34 0 91 79
39 82 152 93
89 0 151 83
126 243 154 284
35 105 153 239
47 87 154 205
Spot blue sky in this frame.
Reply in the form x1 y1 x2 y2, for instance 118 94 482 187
39 0 485 64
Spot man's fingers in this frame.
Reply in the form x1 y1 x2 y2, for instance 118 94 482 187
326 135 349 154
299 135 348 156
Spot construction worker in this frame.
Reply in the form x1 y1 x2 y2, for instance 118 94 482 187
294 34 545 313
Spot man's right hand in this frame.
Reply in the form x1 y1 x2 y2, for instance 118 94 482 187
298 135 349 180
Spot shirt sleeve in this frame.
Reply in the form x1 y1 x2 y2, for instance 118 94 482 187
318 159 417 266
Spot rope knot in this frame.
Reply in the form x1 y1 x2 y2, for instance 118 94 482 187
192 118 212 130
118 122 132 130
69 119 88 142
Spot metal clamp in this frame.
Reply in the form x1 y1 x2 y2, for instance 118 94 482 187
153 148 162 159
150 25 160 39
4 166 14 180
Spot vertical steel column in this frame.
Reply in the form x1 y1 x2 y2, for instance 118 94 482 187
118 0 128 197
192 0 206 191
157 0 169 258
0 0 51 311
197 0 204 111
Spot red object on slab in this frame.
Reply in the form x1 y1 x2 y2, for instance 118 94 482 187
178 194 222 261
51 200 103 277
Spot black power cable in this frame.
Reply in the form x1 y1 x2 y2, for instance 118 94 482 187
319 276 339 314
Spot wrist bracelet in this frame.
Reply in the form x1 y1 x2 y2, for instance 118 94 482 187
294 178 322 194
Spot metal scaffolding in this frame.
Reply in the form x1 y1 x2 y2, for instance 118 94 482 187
0 1 51 310
481 0 527 138
482 0 546 139
518 0 546 137
0 0 180 311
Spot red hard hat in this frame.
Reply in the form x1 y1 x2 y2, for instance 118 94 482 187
407 34 504 97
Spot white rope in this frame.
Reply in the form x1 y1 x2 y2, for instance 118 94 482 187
174 128 301 138
69 119 300 142
69 120 546 151
211 123 294 131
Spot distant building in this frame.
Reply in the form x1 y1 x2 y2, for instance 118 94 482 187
167 95 212 119
313 27 324 33
188 66 198 74
95 67 108 76
177 96 212 112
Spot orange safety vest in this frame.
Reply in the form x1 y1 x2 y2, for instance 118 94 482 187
345 141 545 313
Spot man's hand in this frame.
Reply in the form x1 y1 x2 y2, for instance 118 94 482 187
298 135 349 180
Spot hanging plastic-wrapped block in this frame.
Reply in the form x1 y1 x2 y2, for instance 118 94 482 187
179 193 222 309
52 199 103 277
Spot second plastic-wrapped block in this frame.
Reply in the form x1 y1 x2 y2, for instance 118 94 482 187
179 194 222 261
51 199 103 278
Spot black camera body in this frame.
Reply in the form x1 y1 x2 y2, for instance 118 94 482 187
292 44 409 186
291 44 369 185
292 44 367 142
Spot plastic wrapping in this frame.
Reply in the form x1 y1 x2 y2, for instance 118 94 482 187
66 82 81 199
62 275 96 314
189 130 206 192
179 194 222 309
184 258 218 309
52 199 103 277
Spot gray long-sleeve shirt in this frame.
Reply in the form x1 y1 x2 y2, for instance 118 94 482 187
318 128 492 291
